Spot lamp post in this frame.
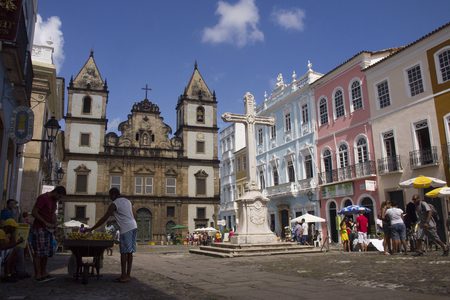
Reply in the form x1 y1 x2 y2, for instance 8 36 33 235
31 116 61 143
307 190 321 209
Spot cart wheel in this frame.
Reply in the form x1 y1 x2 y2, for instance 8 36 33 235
67 255 77 277
82 264 89 284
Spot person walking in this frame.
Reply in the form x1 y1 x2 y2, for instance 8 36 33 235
411 194 449 256
87 188 137 282
385 202 408 254
381 201 392 255
31 186 66 282
356 212 369 252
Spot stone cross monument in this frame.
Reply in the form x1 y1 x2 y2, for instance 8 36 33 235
222 92 278 244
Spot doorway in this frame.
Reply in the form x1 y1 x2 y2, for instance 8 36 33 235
136 208 152 242
328 202 338 243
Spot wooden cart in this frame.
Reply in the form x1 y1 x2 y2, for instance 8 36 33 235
63 239 114 284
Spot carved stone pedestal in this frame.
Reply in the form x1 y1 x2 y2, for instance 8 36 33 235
230 190 277 244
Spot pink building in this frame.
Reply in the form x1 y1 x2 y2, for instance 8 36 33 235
312 51 394 243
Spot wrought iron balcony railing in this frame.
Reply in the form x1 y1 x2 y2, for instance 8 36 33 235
377 155 403 175
409 147 439 169
318 160 376 185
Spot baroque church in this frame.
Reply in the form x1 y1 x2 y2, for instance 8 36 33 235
62 52 220 242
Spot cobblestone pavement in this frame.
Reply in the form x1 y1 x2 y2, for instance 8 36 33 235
1 245 449 300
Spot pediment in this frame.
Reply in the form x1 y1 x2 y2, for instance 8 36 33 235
165 167 177 177
194 169 209 178
74 164 91 174
135 166 155 174
109 166 124 173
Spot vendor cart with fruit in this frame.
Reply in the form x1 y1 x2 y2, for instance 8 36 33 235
64 232 114 284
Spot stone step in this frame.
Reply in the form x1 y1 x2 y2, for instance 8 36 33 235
189 248 233 258
199 245 315 253
190 245 323 258
210 242 311 249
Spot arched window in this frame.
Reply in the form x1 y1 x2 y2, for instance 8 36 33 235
196 106 205 123
338 144 349 168
356 138 368 163
319 98 328 125
82 96 92 114
351 81 362 111
142 133 149 145
437 48 450 83
334 90 345 118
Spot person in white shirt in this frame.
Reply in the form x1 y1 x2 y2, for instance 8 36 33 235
385 203 407 254
300 219 309 245
88 188 137 283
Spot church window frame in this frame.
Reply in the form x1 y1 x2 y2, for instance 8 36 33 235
135 176 153 195
195 170 208 196
74 164 91 194
284 112 291 132
196 106 205 123
196 140 205 153
80 133 90 147
167 206 175 218
166 177 177 195
257 128 263 145
82 96 92 114
110 175 121 191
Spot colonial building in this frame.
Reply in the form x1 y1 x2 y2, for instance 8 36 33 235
62 54 219 242
312 50 394 243
218 123 245 230
255 64 322 238
0 0 37 205
365 22 450 242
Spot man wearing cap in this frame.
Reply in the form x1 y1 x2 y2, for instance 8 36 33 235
0 219 24 282
31 186 66 282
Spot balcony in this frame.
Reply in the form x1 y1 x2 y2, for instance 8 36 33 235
318 160 376 185
377 155 403 175
1 9 33 106
409 147 439 169
298 178 315 190
265 182 298 198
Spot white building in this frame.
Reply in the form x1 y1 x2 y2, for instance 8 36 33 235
219 123 245 230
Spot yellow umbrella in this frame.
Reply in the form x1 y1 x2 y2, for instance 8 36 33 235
425 186 447 198
426 186 450 198
399 175 446 189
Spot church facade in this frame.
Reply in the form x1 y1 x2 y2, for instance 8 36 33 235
62 53 220 242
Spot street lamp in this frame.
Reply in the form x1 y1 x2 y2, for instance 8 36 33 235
56 167 65 182
307 190 321 208
31 116 61 143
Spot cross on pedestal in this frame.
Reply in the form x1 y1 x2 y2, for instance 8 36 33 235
222 92 274 191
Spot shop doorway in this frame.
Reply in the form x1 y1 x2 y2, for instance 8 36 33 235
328 202 338 243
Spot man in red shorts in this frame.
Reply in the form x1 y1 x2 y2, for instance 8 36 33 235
31 186 66 282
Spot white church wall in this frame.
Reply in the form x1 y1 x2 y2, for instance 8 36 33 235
68 123 101 153
187 204 216 230
186 103 214 127
66 160 98 195
187 166 214 197
71 94 104 118
186 132 214 159
64 202 96 227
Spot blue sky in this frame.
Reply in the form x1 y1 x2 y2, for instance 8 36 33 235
35 0 450 134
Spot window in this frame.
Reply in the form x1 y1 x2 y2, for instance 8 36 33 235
167 206 175 218
166 178 176 194
259 169 265 189
110 175 121 190
407 65 424 96
305 155 313 179
301 104 309 124
197 207 206 219
76 174 88 193
82 96 92 114
323 149 333 183
75 206 86 220
284 113 291 132
339 144 349 168
438 49 450 83
270 125 276 139
287 160 295 182
356 138 368 163
334 90 345 118
195 170 208 196
196 106 205 123
351 81 362 111
272 167 279 186
80 133 90 147
135 176 153 194
196 141 205 153
319 98 328 125
242 155 246 171
257 128 263 145
377 80 391 108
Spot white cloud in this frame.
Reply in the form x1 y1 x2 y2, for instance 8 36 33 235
272 8 305 31
33 14 65 72
202 0 264 47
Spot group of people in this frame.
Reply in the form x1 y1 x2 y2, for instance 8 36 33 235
340 212 369 252
380 194 449 256
293 219 309 245
0 186 139 284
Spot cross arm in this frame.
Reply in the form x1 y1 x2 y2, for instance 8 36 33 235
254 116 275 126
221 112 247 124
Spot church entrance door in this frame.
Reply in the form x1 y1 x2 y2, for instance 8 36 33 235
136 208 152 242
